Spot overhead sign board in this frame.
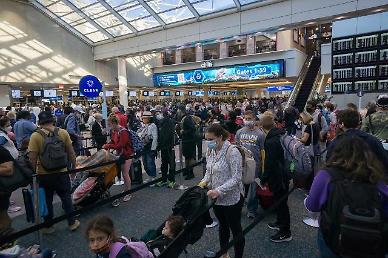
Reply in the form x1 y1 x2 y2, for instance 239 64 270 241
153 60 284 87
267 85 294 92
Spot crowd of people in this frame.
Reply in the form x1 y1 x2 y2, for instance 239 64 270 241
0 94 387 258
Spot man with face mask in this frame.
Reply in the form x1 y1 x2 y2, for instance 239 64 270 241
155 109 176 188
64 106 84 155
235 111 266 218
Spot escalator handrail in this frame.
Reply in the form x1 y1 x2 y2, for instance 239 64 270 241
305 67 323 110
286 55 314 109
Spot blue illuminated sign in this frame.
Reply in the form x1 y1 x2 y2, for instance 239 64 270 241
79 75 102 98
153 60 284 87
267 85 294 92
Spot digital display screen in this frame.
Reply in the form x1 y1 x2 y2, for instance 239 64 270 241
32 90 42 97
149 91 155 97
129 91 136 97
175 91 180 96
105 91 114 97
11 90 21 98
188 91 192 96
160 91 165 96
71 90 78 97
267 85 294 92
153 60 285 87
164 91 171 96
142 91 149 96
44 89 56 98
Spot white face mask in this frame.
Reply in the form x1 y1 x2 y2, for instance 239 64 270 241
156 114 163 120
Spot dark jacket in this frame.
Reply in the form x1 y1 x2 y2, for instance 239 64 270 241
262 128 288 193
181 115 196 158
158 117 175 150
327 128 388 171
147 235 173 257
91 122 107 150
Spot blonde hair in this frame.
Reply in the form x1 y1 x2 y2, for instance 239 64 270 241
300 111 313 125
6 111 16 120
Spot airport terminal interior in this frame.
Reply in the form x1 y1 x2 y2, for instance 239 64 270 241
0 0 388 257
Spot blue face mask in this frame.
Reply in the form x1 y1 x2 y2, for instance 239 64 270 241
207 140 217 150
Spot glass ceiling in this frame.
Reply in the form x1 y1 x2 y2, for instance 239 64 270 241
32 0 265 45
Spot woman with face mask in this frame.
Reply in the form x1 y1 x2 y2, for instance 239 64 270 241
199 124 245 258
0 116 19 159
86 215 132 258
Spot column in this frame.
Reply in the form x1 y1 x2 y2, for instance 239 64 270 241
203 86 209 102
220 42 228 59
195 44 203 62
247 35 255 55
175 49 182 64
117 57 128 110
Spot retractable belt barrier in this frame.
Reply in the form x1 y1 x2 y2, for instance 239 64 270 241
0 140 203 246
213 186 296 258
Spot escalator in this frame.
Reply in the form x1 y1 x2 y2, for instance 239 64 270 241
293 56 321 112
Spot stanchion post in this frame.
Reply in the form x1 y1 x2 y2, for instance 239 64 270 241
32 174 42 245
177 140 188 190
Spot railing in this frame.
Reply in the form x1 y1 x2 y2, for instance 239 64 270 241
305 67 323 108
286 55 313 109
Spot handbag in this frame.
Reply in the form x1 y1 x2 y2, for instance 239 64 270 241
0 155 34 193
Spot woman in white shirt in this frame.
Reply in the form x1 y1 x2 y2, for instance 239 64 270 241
199 124 245 258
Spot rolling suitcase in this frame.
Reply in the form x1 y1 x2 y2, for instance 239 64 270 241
130 159 143 185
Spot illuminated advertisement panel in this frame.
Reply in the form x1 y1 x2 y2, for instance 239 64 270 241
153 60 284 87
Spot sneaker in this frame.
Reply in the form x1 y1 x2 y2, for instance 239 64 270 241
206 221 218 228
269 231 292 243
267 222 281 230
123 194 132 202
8 206 22 213
247 212 257 219
112 199 120 207
42 226 55 234
302 217 320 228
69 220 80 232
155 181 168 187
167 181 176 189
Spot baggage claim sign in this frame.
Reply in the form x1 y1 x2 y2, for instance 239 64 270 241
153 60 285 87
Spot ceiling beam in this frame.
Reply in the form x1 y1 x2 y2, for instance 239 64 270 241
181 0 200 19
30 0 94 45
96 0 139 35
61 0 113 39
136 0 166 27
233 0 242 10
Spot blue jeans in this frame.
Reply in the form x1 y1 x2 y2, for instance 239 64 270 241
317 230 339 258
247 183 258 214
142 151 157 177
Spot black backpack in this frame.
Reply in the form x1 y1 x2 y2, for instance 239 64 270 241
172 186 209 245
320 169 388 258
37 128 68 171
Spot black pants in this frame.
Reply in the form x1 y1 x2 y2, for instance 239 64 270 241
196 137 202 160
39 174 75 226
273 184 291 234
160 147 176 182
213 196 245 258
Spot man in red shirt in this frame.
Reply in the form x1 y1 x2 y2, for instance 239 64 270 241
112 107 128 128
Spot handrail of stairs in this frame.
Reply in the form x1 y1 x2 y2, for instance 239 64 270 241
305 67 323 109
286 55 313 109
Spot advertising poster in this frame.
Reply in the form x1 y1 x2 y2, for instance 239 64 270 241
153 60 284 87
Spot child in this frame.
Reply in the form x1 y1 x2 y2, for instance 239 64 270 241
86 216 132 258
147 215 185 256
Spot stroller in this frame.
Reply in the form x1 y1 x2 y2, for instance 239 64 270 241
71 150 118 207
142 186 214 258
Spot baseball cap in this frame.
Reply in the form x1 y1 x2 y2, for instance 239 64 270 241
376 95 388 108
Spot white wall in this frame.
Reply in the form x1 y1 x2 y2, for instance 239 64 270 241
332 11 388 38
154 49 307 79
0 0 115 86
94 0 387 60
321 43 332 75
331 92 381 109
125 54 159 87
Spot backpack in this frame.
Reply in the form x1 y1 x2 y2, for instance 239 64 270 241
37 128 68 171
172 186 208 245
320 169 388 258
226 145 256 185
280 134 313 177
109 238 153 258
119 127 143 154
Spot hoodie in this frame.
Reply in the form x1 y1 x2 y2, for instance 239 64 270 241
262 128 288 193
